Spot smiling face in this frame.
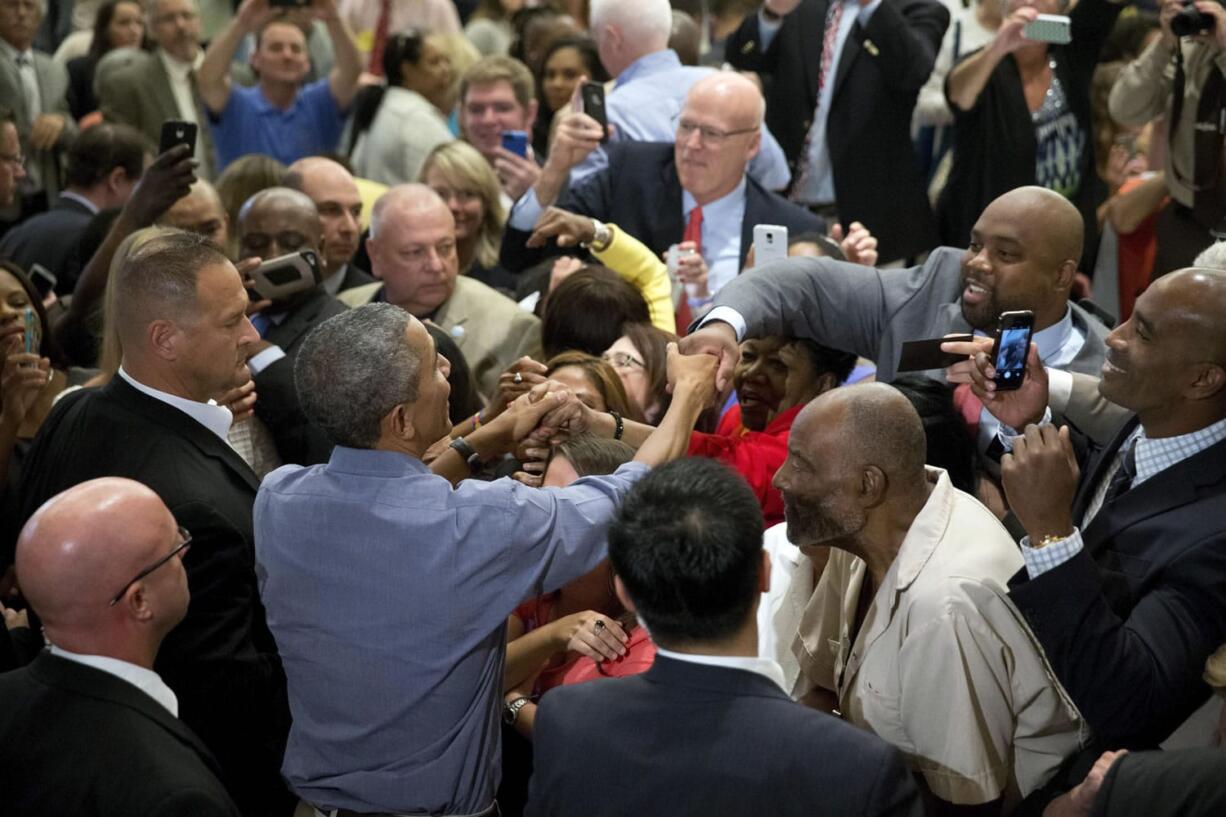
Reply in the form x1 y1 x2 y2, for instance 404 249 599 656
549 364 606 411
402 37 453 108
460 80 536 160
252 20 310 87
0 265 39 355
603 335 652 417
401 317 453 446
148 0 200 62
106 0 145 49
542 45 587 113
423 164 484 243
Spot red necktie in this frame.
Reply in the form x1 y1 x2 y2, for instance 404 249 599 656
674 207 704 337
789 1 845 200
369 0 392 77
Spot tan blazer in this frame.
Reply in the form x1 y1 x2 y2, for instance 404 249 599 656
1051 372 1133 446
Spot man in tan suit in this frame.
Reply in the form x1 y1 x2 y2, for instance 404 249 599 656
343 184 541 398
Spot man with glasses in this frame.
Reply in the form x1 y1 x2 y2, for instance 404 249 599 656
0 477 240 816
0 107 27 209
19 231 296 816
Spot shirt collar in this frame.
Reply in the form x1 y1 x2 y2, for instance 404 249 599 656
59 190 99 214
1133 415 1226 486
0 39 33 63
158 47 203 78
118 366 233 442
682 176 748 221
49 644 180 717
890 467 954 591
1032 306 1074 362
615 49 682 88
654 647 789 692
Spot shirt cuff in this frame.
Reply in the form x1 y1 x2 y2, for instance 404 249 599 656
757 9 783 51
996 406 1052 453
1019 528 1084 578
698 306 747 341
857 0 883 24
507 188 545 232
247 345 286 376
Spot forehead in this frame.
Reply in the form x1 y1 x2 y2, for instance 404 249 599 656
465 80 520 106
167 189 224 221
0 122 16 149
0 266 27 295
304 170 361 206
546 46 583 68
682 86 747 126
742 336 786 356
405 317 434 356
152 0 193 18
386 200 454 241
972 201 1031 245
113 1 142 17
196 260 246 303
241 200 317 236
260 22 305 47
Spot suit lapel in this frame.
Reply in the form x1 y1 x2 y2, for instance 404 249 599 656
0 54 28 123
661 156 686 250
800 0 826 100
1072 418 1137 524
148 58 181 128
829 13 862 104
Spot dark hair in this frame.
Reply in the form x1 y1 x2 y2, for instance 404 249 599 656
548 432 635 478
0 106 14 127
88 0 145 65
426 322 482 425
0 261 68 370
609 458 764 646
64 123 150 189
509 6 560 65
793 338 857 384
541 266 650 359
788 230 847 261
890 376 977 494
215 154 287 235
545 350 640 420
619 321 676 423
349 29 427 151
538 36 606 112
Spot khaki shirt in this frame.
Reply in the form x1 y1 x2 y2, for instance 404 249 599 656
792 469 1086 805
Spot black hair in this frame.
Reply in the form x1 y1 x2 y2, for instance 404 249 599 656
87 0 146 65
609 458 764 646
0 260 68 371
347 29 429 153
64 123 150 189
788 230 847 261
793 338 857 384
890 375 977 494
541 266 650 359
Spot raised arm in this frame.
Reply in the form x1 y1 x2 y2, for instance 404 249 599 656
946 6 1036 113
317 0 361 111
197 0 276 115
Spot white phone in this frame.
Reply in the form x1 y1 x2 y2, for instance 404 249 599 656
1023 14 1071 45
752 224 788 267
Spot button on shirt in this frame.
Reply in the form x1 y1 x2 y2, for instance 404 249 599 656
208 79 346 170
254 447 649 814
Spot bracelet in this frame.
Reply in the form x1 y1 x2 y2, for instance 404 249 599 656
503 695 532 725
472 409 484 430
608 410 624 440
1031 533 1070 549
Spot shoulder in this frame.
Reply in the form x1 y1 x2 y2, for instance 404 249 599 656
453 276 534 317
748 181 822 230
608 141 674 170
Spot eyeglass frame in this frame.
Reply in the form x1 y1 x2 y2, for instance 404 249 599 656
108 526 192 607
602 350 645 370
673 115 759 146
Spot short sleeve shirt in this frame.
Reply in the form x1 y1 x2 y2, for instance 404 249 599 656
209 79 346 170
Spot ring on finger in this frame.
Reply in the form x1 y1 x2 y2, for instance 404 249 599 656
593 619 605 632
513 372 523 385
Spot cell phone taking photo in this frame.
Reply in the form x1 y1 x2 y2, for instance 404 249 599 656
991 310 1035 391
159 119 198 155
580 81 609 144
247 250 323 302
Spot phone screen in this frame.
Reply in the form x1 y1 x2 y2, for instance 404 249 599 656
993 327 1030 386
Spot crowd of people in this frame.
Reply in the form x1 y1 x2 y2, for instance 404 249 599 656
1 0 1225 815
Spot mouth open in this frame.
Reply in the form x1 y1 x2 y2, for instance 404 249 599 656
962 279 990 306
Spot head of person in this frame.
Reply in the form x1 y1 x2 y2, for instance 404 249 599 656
1100 9 1160 63
459 56 539 161
96 225 178 379
113 230 258 402
474 0 526 22
1098 267 1226 432
539 36 606 115
0 107 25 209
215 153 288 238
367 184 458 317
544 351 638 418
609 457 767 649
251 18 311 88
17 478 190 660
295 303 452 454
588 0 671 78
541 266 650 359
147 0 200 62
64 123 150 210
420 140 505 271
88 0 145 64
542 432 635 488
890 375 978 495
603 321 675 424
284 156 363 276
734 337 856 432
675 72 764 207
383 29 453 111
669 9 702 67
237 187 323 310
773 383 929 557
426 322 481 424
159 179 230 249
517 9 580 73
961 186 1083 333
0 0 42 50
0 260 66 368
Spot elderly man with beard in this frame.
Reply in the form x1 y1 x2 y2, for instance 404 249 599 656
774 383 1084 817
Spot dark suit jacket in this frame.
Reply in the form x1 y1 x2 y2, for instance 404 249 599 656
725 0 947 261
1090 748 1226 817
500 141 822 275
1009 420 1226 748
0 47 77 222
0 193 93 293
254 288 348 465
525 656 923 817
0 653 241 817
17 376 293 816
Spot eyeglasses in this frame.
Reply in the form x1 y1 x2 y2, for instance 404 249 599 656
674 116 758 145
602 351 644 370
108 527 192 607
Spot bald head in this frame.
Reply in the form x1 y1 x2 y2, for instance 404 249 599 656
686 72 765 129
1153 267 1226 363
370 183 451 239
986 186 1084 265
285 156 355 194
17 478 188 657
237 186 322 262
809 383 928 483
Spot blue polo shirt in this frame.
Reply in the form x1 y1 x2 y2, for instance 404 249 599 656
209 78 346 170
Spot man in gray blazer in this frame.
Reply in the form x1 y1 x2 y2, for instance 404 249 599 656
0 0 77 226
98 0 215 179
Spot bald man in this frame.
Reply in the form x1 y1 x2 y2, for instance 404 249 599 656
18 231 294 816
683 185 1111 455
284 156 375 295
501 72 827 293
237 186 348 466
776 383 1083 812
0 478 239 816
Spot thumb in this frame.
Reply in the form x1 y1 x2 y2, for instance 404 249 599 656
829 223 844 243
570 75 589 113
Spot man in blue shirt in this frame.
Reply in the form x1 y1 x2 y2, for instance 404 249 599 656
254 303 716 815
197 0 361 170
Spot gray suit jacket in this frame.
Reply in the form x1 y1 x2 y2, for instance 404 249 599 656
1052 372 1132 446
710 247 1111 382
0 47 76 219
98 50 216 179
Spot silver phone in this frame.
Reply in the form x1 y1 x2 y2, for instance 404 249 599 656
1023 14 1071 45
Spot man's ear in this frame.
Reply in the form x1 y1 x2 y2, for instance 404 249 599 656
147 319 180 361
859 465 888 509
384 402 420 443
106 165 129 195
613 574 637 614
1187 362 1226 403
1055 258 1077 293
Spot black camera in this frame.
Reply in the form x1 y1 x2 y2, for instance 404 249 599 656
1170 0 1220 37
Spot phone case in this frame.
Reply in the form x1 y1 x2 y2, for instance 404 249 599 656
1023 15 1071 45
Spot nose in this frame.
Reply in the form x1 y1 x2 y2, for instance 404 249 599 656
771 462 787 492
440 354 452 378
240 315 261 346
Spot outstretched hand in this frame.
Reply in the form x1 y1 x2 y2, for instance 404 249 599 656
943 337 1048 431
677 322 739 394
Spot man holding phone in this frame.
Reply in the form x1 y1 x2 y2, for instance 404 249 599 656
458 56 542 202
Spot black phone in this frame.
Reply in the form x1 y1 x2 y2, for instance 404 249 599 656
991 310 1035 391
28 262 57 299
897 334 974 372
159 119 198 155
580 81 608 144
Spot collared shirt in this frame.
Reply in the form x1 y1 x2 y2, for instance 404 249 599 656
208 78 346 171
118 366 233 442
1020 416 1226 577
568 50 791 192
322 264 347 297
654 646 788 693
759 0 883 203
58 190 99 214
1 39 43 188
683 178 747 296
49 644 180 716
157 49 209 168
254 447 649 814
757 521 814 695
793 468 1084 804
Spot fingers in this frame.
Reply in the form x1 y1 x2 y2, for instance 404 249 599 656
828 222 844 242
569 74 589 112
569 615 628 661
511 471 542 488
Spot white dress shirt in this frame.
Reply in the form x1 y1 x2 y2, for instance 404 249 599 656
2 39 44 188
757 522 813 696
655 646 789 693
118 366 233 442
49 644 180 716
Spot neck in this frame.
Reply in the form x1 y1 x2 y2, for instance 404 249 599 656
373 434 431 461
121 356 211 403
854 485 930 587
1139 407 1226 440
48 630 159 670
1032 301 1069 333
161 45 197 64
615 46 663 79
658 618 759 659
69 185 107 210
690 177 743 208
5 37 32 52
1014 44 1050 73
260 78 299 110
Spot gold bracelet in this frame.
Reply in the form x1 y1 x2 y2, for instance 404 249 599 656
1032 533 1069 549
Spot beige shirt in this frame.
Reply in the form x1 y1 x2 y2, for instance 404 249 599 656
792 469 1085 805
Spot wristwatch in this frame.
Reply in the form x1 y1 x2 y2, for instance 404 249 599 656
449 436 482 474
503 695 532 725
585 219 613 251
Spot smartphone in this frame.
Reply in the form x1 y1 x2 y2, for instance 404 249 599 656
23 306 40 355
753 224 788 267
1023 14 1072 45
897 334 975 372
28 263 57 299
666 243 698 302
991 310 1035 391
247 250 323 302
500 130 529 159
580 81 608 144
159 119 198 155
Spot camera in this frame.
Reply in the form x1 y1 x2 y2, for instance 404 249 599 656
1170 0 1221 38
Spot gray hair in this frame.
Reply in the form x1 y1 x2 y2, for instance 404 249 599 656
113 230 228 344
294 304 422 449
590 0 672 48
1193 240 1226 271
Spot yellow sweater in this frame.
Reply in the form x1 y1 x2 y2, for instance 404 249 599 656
591 225 676 335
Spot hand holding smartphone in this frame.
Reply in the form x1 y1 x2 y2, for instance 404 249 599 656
990 310 1035 391
159 119 198 156
580 81 609 144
